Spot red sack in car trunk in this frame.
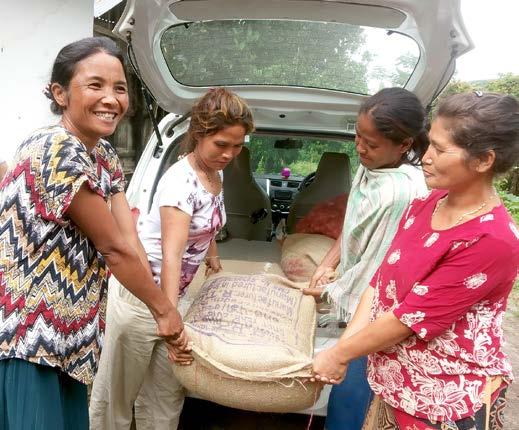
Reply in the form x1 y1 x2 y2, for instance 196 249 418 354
295 193 347 240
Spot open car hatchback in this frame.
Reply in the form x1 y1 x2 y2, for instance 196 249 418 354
113 0 473 416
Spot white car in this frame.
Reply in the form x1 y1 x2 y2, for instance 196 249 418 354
113 0 473 416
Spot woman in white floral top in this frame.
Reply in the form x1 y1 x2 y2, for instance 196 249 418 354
90 88 254 430
312 92 519 430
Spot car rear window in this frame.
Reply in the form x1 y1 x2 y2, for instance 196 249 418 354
245 135 358 178
160 20 419 95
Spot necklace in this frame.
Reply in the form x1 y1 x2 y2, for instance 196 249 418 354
192 151 221 186
432 191 497 228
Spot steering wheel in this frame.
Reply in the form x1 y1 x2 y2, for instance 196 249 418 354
298 172 316 191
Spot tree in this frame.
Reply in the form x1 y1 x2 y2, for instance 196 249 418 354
160 20 371 93
429 79 475 114
369 52 418 89
391 52 418 87
439 79 475 97
247 136 358 178
485 73 519 97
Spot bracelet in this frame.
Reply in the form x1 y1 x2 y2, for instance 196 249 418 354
205 256 220 266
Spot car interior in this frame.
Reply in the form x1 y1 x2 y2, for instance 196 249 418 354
114 0 475 417
286 151 352 233
151 130 357 246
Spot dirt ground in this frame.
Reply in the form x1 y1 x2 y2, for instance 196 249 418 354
502 292 519 428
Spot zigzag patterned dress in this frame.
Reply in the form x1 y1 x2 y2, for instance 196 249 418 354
0 125 125 385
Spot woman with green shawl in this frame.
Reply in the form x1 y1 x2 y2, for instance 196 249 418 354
304 87 429 430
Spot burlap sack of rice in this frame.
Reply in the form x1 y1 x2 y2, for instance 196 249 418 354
173 272 321 413
280 233 335 282
185 259 285 301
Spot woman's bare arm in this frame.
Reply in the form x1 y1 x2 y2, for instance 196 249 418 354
65 184 183 340
308 233 342 288
159 206 191 307
312 287 411 384
110 192 152 277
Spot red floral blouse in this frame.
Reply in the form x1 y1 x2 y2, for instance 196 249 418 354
367 190 518 422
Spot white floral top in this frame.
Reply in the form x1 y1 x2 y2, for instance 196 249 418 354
138 157 225 294
367 189 518 422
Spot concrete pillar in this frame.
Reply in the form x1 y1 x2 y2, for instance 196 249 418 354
0 0 93 162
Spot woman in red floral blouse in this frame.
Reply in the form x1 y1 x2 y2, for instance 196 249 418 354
312 92 519 430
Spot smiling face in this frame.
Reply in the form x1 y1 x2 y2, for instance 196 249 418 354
196 124 246 170
52 51 129 149
354 113 411 170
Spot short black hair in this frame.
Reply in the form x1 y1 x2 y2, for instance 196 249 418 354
359 87 429 166
47 36 126 114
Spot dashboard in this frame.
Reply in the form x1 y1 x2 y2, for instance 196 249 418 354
254 174 304 216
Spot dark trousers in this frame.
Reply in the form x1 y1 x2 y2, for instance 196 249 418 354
325 356 372 430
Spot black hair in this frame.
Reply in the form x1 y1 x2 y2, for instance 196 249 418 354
359 87 429 166
436 92 519 174
46 36 126 114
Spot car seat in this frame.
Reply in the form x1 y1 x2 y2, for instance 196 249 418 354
223 146 272 241
287 152 351 233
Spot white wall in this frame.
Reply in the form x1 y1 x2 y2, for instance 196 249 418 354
0 0 93 163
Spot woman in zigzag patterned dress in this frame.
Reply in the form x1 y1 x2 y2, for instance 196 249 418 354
0 37 184 430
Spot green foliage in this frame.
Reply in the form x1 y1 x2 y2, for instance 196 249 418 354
485 73 519 97
429 79 475 113
391 52 418 87
288 160 318 177
247 136 359 178
441 79 476 97
371 52 418 88
436 73 519 106
158 19 421 178
161 20 371 93
500 191 519 224
496 179 519 224
160 20 418 95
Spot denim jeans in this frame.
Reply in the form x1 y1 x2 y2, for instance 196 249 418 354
325 356 372 430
